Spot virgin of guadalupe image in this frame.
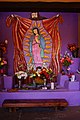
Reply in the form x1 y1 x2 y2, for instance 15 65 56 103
6 13 62 74
29 27 45 67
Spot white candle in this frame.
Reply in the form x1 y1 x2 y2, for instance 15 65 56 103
51 82 54 89
71 75 75 81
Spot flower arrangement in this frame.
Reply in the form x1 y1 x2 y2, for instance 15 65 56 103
0 40 8 54
68 43 78 52
68 43 79 58
60 51 73 67
15 71 28 89
0 58 7 68
0 57 7 74
15 71 28 79
67 73 75 81
29 66 55 84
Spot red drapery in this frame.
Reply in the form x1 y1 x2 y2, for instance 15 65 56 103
43 15 63 75
6 15 32 72
6 14 63 75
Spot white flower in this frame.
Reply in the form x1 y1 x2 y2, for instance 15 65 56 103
18 75 22 79
15 71 27 79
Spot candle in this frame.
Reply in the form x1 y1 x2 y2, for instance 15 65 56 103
51 82 54 89
71 75 75 82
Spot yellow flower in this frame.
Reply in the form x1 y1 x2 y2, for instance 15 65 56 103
50 68 52 72
1 62 4 65
0 58 2 61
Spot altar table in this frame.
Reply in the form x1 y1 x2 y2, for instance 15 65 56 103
64 81 79 90
0 89 80 107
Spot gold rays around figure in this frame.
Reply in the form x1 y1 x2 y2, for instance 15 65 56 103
42 34 49 38
28 29 32 34
40 31 47 35
24 43 30 47
26 53 30 57
40 28 44 32
25 35 30 39
43 60 49 63
45 41 51 44
44 49 50 54
44 56 49 59
24 39 29 43
45 37 51 41
24 48 29 52
37 22 41 28
45 45 52 49
32 21 37 27
23 21 52 66
28 57 33 64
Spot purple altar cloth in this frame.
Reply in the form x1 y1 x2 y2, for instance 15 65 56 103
69 58 80 73
4 76 13 89
0 76 4 89
64 81 79 90
0 89 80 107
57 74 69 87
75 73 80 81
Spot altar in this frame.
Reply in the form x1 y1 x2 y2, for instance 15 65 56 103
0 89 80 107
0 58 80 107
0 74 80 107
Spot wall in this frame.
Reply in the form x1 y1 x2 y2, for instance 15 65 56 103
0 12 78 75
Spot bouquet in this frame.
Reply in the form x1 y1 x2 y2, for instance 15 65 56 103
68 43 79 58
15 71 27 79
68 43 78 52
60 51 73 67
0 58 7 68
0 58 7 74
29 66 55 84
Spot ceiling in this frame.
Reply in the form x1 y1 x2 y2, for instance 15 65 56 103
0 0 80 12
0 0 80 2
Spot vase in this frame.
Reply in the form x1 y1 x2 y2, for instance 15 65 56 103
43 78 46 87
72 49 79 58
18 80 21 89
63 66 69 74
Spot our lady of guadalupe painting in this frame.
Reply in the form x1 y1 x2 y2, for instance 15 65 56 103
6 12 63 75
